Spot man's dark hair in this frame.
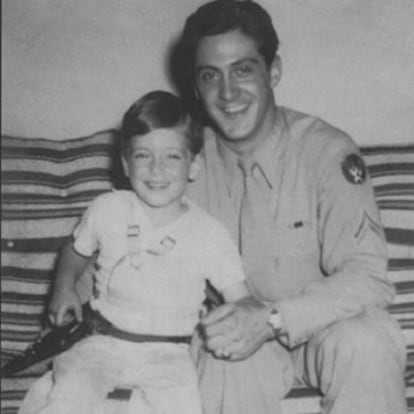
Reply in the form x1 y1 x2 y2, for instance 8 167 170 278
182 0 278 68
121 90 203 156
170 0 279 120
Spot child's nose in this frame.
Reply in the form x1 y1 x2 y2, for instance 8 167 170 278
150 156 165 173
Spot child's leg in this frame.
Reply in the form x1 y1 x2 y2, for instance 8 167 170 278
34 335 123 414
125 343 203 414
143 382 203 414
127 381 202 414
18 371 54 414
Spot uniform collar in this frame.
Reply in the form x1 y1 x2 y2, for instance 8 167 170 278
214 107 286 189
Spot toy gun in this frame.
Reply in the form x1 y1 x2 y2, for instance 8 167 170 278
1 303 100 377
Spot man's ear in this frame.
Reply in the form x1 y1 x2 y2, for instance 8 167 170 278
270 54 282 89
188 154 202 182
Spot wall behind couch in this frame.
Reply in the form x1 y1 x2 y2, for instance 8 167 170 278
2 0 414 145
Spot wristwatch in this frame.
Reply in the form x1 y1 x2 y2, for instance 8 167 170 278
265 303 284 337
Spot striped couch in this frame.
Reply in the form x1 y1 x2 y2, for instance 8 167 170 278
1 131 413 414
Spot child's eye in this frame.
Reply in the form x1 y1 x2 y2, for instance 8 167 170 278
166 153 182 161
134 152 149 160
198 69 219 83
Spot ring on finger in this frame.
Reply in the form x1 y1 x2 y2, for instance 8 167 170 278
222 349 231 359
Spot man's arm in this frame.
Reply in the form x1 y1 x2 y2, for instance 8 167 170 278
198 140 392 358
48 238 91 326
275 144 393 346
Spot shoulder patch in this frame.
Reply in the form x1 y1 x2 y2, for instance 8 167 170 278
341 153 367 184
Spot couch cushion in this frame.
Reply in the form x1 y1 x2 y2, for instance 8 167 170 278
362 145 414 375
1 138 413 414
1 131 124 414
1 131 121 358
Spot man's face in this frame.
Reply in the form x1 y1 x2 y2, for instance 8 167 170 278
194 30 280 152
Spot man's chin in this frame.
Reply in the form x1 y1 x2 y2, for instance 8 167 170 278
212 122 250 141
219 128 252 143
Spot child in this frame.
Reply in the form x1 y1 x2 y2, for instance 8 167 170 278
19 91 250 414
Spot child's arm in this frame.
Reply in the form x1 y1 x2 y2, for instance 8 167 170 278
48 238 91 326
221 280 250 303
197 220 271 359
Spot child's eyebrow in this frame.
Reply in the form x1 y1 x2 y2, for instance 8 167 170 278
195 65 217 75
131 146 186 151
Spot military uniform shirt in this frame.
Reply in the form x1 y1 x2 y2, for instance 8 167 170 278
187 106 394 347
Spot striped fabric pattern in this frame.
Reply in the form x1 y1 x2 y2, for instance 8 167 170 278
364 145 414 401
1 135 413 414
363 146 414 353
1 131 121 414
1 131 119 357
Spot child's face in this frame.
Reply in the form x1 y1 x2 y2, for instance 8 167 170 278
122 128 200 212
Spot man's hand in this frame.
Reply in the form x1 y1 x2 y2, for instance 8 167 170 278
48 288 83 326
199 296 274 360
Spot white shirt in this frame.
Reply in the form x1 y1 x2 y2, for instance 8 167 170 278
73 190 245 335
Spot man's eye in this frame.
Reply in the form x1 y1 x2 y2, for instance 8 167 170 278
235 65 253 77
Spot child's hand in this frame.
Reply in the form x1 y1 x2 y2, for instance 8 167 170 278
48 289 83 326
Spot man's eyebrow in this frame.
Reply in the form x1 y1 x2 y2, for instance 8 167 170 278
195 58 260 74
231 58 260 67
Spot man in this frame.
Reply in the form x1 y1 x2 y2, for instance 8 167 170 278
173 1 407 413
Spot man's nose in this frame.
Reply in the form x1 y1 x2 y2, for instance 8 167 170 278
219 75 239 101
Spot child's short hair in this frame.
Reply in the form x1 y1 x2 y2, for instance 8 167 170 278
121 90 203 156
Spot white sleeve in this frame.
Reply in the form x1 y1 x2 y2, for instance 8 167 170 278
201 220 246 293
72 197 103 257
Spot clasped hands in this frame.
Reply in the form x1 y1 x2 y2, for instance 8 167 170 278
198 296 275 361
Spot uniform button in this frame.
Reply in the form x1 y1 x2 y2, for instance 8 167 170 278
6 240 15 248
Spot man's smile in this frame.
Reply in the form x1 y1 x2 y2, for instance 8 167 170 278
221 103 249 114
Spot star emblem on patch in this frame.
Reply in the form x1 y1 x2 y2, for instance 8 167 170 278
341 153 367 185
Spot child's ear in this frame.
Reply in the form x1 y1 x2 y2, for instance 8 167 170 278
188 154 202 182
121 156 129 177
194 86 200 100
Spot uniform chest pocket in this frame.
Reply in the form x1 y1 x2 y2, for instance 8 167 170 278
276 220 316 257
